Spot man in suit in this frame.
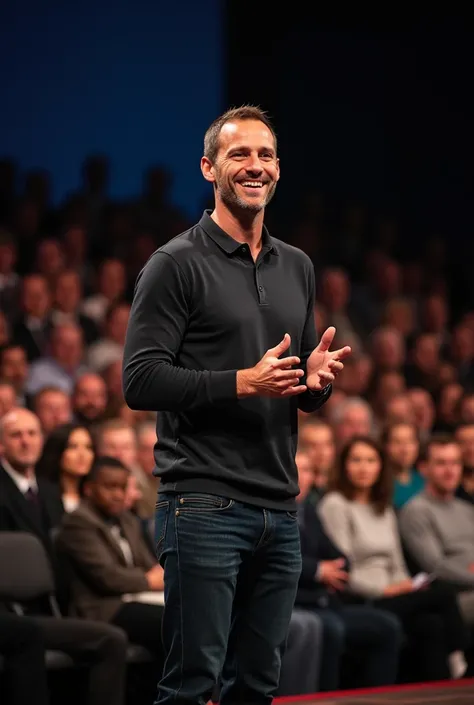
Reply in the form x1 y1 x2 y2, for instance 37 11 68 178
12 274 53 362
295 450 403 691
57 455 165 657
0 408 128 705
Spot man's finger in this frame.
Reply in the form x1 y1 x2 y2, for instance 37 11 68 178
280 384 307 397
332 345 352 361
266 333 291 358
316 326 336 353
328 360 344 373
317 370 335 383
275 369 304 381
272 356 301 369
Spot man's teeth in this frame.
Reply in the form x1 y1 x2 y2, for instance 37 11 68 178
241 181 263 188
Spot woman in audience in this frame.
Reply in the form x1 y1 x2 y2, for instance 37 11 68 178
319 436 469 683
36 422 95 512
382 422 424 509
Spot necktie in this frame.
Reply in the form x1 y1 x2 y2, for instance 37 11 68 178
25 486 39 504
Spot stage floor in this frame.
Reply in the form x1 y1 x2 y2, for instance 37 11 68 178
275 679 474 705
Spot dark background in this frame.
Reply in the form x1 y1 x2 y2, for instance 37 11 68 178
226 6 473 244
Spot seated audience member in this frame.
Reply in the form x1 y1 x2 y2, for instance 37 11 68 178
298 418 336 504
32 386 72 435
382 422 424 509
35 422 95 513
0 611 49 705
319 437 469 682
455 423 474 504
57 456 164 660
0 409 128 705
0 408 64 550
295 450 402 691
399 434 474 625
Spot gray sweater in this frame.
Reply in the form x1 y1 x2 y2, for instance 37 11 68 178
399 491 474 589
318 492 409 598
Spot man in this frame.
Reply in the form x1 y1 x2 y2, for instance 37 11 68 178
0 408 128 705
295 450 401 690
399 434 474 624
0 407 64 553
57 456 164 658
123 105 351 705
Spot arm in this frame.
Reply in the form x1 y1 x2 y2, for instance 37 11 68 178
400 505 474 588
123 253 238 411
58 523 149 596
388 509 410 583
297 262 332 413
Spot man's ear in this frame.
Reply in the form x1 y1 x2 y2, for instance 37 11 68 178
418 460 427 478
201 156 216 183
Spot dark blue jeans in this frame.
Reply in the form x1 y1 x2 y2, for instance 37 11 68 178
154 492 302 705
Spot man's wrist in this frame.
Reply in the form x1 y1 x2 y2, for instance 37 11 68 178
236 369 255 398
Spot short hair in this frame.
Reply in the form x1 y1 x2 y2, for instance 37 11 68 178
203 105 277 164
331 436 392 514
33 386 69 408
84 456 128 486
420 433 459 463
381 421 419 447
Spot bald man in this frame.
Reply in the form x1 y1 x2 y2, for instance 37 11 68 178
0 408 63 547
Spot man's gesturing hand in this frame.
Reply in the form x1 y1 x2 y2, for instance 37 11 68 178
306 326 352 391
237 333 307 398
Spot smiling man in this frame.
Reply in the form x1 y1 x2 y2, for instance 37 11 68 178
123 106 351 705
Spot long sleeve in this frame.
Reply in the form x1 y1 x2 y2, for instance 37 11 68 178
123 252 238 412
400 504 474 588
388 509 410 583
297 263 332 413
57 522 149 596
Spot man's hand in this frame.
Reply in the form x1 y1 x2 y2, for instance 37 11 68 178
318 558 349 592
146 564 164 591
468 563 474 573
306 326 352 391
237 334 307 398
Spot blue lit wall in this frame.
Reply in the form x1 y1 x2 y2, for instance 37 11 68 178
0 1 222 217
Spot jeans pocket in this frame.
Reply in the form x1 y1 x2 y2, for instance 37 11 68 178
177 493 234 513
286 511 298 521
154 500 170 560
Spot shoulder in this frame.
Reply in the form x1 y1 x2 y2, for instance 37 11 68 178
319 491 350 512
272 238 314 272
399 493 429 520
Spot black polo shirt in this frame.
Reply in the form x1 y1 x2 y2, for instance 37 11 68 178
123 211 330 510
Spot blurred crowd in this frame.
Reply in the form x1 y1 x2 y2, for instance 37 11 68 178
2 155 474 703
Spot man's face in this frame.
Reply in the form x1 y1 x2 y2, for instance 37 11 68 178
203 119 280 214
85 466 128 517
423 442 463 496
0 347 28 392
0 409 43 471
455 426 474 468
73 376 108 422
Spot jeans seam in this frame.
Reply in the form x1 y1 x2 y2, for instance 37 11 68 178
173 500 185 702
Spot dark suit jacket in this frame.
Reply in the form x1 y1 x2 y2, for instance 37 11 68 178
296 498 350 609
57 500 157 623
0 465 64 551
12 316 53 361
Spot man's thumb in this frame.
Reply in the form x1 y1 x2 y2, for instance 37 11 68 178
268 333 291 357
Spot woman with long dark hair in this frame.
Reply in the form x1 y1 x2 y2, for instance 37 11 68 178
36 423 95 512
319 436 469 682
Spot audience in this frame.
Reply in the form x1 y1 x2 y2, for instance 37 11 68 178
400 435 474 625
2 161 474 701
319 437 469 682
295 449 402 691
